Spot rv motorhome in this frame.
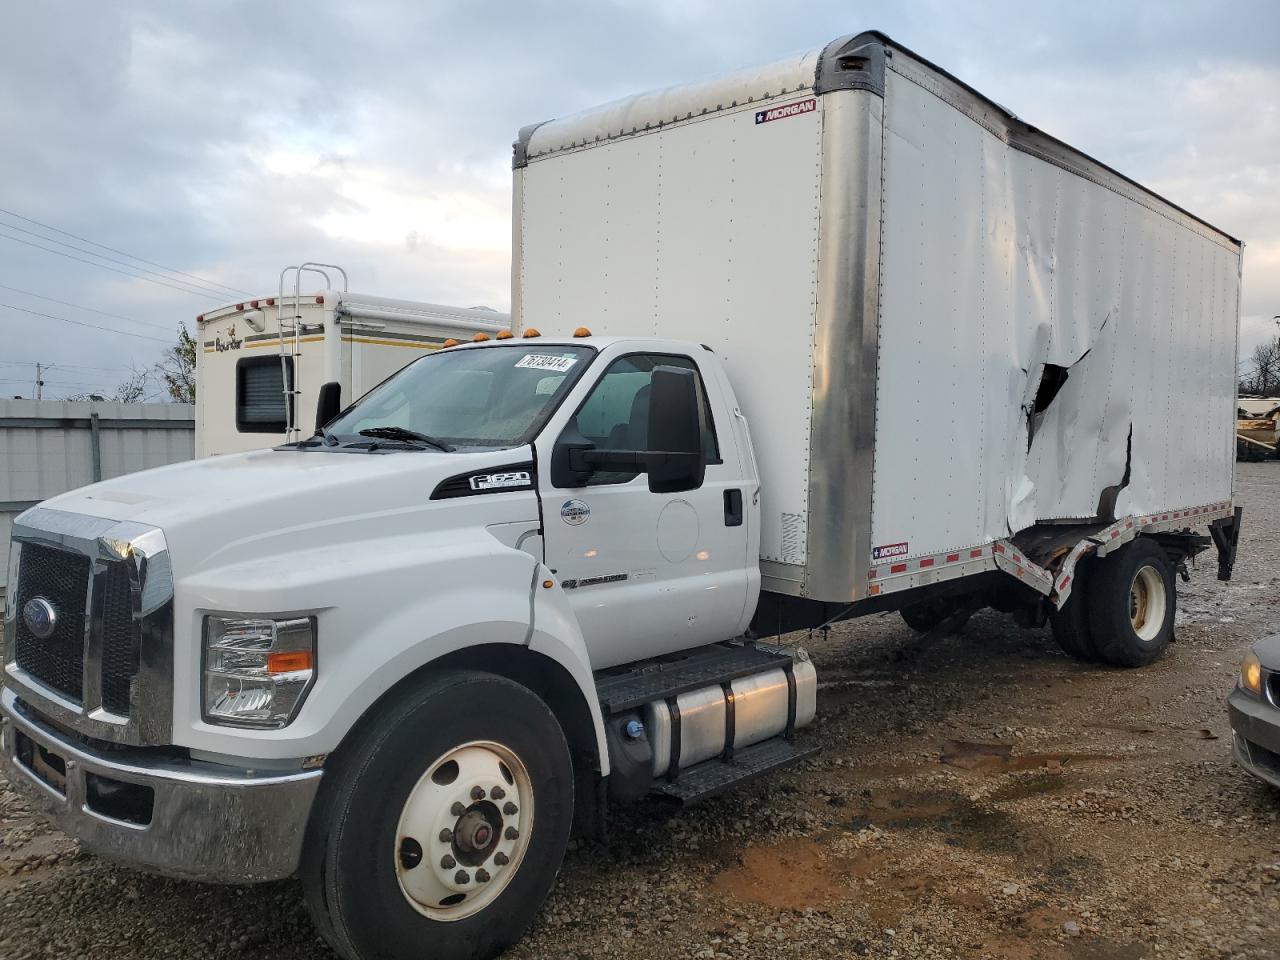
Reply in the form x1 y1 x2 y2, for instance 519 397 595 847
195 266 508 456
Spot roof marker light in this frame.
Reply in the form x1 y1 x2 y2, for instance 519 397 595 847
442 338 459 348
496 330 514 340
472 332 490 342
522 328 541 338
573 327 591 338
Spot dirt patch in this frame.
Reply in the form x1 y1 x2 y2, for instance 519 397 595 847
709 840 873 909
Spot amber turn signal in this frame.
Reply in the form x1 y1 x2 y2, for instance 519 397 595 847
267 650 314 675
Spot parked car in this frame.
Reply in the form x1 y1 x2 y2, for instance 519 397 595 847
1230 637 1280 788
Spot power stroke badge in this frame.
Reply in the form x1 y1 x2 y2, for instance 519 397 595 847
755 97 816 125
560 499 590 526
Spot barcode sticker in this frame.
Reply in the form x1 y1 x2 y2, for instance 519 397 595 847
515 354 578 373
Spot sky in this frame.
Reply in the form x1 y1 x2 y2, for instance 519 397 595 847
0 0 1276 400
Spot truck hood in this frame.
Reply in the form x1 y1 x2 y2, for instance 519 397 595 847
36 446 538 574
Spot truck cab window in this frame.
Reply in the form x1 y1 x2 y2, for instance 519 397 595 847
570 353 719 485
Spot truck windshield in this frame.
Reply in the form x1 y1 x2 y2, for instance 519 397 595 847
325 343 594 450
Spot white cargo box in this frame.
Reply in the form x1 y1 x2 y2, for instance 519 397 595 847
513 31 1242 604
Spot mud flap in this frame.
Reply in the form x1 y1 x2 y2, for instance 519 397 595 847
1209 507 1243 581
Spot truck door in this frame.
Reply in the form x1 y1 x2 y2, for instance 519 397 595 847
539 351 751 669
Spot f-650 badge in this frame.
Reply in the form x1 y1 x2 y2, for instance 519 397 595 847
469 471 532 491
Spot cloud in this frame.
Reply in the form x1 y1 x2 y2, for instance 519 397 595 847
0 0 1276 397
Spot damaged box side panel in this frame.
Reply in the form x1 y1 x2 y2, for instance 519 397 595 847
871 63 1240 561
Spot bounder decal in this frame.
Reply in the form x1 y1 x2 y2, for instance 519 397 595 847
560 499 590 526
755 97 816 125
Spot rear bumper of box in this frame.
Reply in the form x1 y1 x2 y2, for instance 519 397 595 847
0 687 321 883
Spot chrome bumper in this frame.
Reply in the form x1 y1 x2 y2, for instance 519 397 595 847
0 687 322 883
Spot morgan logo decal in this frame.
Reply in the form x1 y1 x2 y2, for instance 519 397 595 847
469 471 532 491
560 499 590 526
755 97 816 125
872 542 909 560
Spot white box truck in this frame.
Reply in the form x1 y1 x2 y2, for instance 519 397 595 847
195 263 509 456
1 32 1243 960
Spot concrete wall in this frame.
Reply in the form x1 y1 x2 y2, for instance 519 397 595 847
0 400 194 590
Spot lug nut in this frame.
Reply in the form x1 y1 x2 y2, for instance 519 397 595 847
470 786 485 801
398 837 423 870
441 854 456 870
451 802 466 816
439 828 453 843
491 786 506 800
454 870 470 885
476 868 491 883
494 852 509 866
505 826 519 841
503 802 518 816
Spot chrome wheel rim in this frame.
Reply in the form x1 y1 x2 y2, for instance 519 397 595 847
1129 565 1167 642
394 741 533 921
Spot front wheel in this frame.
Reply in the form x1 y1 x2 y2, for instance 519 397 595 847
301 669 575 960
1088 538 1176 668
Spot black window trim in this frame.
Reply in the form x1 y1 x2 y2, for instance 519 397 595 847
553 349 723 489
236 354 294 434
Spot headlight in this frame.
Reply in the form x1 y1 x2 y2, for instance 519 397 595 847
1241 650 1264 696
203 616 316 728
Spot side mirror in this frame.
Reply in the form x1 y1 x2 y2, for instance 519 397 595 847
549 365 708 492
315 381 341 433
645 365 707 494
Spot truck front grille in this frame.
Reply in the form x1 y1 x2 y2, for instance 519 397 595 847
100 561 141 715
13 543 91 702
12 544 143 717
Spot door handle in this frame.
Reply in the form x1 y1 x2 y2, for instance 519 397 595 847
723 488 743 527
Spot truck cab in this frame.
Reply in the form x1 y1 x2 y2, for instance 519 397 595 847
2 330 810 960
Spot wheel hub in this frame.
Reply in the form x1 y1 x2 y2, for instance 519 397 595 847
394 742 532 921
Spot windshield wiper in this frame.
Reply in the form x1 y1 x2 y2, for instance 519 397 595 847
357 426 453 452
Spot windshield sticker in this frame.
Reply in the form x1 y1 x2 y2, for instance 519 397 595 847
561 499 590 526
516 354 579 373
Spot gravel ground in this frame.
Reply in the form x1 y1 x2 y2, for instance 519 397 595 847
3 464 1279 959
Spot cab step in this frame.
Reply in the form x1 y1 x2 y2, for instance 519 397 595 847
651 737 819 804
595 641 793 714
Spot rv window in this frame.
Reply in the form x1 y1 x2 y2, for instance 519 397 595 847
237 356 293 433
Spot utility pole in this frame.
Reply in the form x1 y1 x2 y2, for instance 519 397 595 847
35 362 43 401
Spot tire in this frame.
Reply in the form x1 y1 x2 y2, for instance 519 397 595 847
1049 555 1102 662
301 669 575 960
1087 538 1176 668
900 595 966 633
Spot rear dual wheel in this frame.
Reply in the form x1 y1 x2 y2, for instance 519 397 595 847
1050 538 1175 667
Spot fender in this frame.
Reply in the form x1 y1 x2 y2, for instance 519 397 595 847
174 529 607 770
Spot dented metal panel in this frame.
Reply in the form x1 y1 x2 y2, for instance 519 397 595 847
871 63 1239 565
